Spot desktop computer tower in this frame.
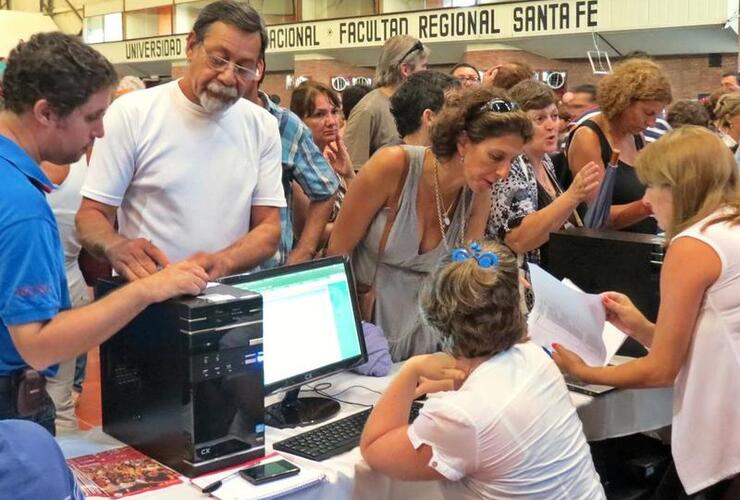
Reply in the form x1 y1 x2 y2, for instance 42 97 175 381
98 279 266 477
545 228 664 357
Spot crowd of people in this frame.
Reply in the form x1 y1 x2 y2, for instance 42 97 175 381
0 0 738 498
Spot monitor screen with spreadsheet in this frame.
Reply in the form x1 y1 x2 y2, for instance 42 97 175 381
222 256 367 394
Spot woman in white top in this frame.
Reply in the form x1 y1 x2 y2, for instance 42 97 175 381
553 126 740 498
360 241 604 500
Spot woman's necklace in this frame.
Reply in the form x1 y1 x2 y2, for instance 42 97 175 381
433 157 466 250
433 157 455 228
537 166 557 197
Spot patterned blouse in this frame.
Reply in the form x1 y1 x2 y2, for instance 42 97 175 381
486 154 580 309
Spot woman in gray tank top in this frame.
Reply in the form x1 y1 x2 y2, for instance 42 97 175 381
328 87 533 361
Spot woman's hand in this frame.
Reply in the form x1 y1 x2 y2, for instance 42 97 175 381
404 353 467 386
602 292 654 345
414 376 455 397
564 161 601 204
551 343 589 379
324 135 354 179
482 65 502 86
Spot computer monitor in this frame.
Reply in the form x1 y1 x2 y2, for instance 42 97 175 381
220 256 367 428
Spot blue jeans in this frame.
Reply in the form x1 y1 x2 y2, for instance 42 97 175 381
0 375 56 436
73 354 87 393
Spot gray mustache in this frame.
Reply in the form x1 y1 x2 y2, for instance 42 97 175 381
207 82 238 98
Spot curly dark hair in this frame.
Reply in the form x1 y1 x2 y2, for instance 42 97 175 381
2 32 117 117
666 99 711 129
597 58 672 120
508 79 557 112
290 80 340 119
421 241 526 358
390 70 459 137
192 0 268 60
430 86 533 160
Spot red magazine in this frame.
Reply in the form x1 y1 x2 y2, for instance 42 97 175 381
67 446 182 498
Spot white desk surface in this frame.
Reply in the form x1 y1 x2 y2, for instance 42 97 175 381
58 361 672 499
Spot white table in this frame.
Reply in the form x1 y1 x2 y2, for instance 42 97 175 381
58 363 672 499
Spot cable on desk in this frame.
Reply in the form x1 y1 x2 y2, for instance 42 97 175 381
300 382 382 408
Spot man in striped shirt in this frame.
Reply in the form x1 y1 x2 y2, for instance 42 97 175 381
244 59 339 269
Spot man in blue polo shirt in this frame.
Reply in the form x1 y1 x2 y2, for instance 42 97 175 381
0 32 209 435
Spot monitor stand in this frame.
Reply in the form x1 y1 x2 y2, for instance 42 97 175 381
264 388 340 429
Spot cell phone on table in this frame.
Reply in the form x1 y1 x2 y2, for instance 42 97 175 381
239 459 300 485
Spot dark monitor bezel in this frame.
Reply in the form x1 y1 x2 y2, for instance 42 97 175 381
219 256 368 395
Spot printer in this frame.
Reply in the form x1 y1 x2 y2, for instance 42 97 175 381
97 279 265 477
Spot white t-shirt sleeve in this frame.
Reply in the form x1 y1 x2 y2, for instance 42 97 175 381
81 97 138 207
251 113 286 207
407 398 478 481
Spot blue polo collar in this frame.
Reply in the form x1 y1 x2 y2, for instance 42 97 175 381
0 134 53 193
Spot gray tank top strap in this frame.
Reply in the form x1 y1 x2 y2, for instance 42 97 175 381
398 144 426 196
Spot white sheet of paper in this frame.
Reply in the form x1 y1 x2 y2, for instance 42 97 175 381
190 455 325 500
528 264 626 366
562 278 628 364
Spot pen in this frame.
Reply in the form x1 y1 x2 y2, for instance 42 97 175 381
201 469 240 495
542 346 554 358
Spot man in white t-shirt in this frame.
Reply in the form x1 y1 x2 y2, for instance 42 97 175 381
77 1 285 280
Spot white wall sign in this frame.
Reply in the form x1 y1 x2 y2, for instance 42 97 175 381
330 76 374 92
267 0 599 53
124 35 184 60
89 0 733 65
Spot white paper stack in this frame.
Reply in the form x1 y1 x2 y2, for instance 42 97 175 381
527 264 626 366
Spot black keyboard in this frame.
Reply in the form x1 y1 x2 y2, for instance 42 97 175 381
272 401 423 461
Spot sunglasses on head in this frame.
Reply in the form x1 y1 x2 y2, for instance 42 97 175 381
477 98 519 114
398 40 424 65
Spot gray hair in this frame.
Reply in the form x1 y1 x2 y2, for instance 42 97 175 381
374 36 430 88
192 0 268 60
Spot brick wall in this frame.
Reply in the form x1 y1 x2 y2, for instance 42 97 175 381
464 49 738 99
260 50 739 103
262 58 374 108
562 54 737 99
261 71 293 106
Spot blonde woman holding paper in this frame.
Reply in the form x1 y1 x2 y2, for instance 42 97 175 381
553 126 740 499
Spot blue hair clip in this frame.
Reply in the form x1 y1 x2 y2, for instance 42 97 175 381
451 242 499 268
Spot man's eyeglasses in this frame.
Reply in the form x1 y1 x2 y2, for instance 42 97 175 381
201 46 260 81
398 40 424 65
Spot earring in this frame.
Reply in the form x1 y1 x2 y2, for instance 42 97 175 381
459 155 465 166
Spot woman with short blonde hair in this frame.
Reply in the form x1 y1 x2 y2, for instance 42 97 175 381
555 126 740 498
361 242 605 499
